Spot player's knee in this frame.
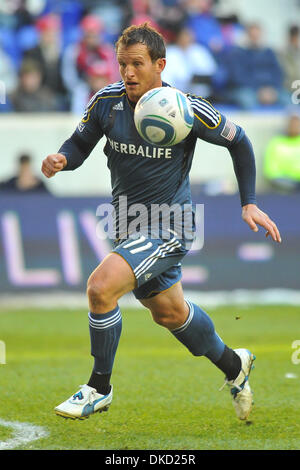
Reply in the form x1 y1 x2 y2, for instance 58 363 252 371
86 277 113 309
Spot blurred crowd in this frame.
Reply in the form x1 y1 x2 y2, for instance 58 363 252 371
0 0 299 114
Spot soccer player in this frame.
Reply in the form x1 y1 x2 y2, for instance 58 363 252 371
41 23 281 421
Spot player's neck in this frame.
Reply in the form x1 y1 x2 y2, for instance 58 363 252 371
126 96 137 110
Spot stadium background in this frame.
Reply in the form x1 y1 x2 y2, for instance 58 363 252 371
0 0 299 306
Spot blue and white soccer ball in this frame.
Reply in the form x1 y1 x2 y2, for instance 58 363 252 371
134 87 194 146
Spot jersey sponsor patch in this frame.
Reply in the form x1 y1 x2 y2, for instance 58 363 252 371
77 121 85 132
221 119 237 141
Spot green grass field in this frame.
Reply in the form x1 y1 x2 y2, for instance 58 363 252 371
0 305 299 450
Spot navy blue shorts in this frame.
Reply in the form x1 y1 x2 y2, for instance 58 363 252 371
113 233 189 299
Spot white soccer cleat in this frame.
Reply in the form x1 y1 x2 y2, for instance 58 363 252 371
54 384 113 420
220 348 256 420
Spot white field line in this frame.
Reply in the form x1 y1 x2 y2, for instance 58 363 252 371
0 419 49 450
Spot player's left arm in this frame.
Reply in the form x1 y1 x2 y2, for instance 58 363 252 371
189 96 281 243
241 203 281 243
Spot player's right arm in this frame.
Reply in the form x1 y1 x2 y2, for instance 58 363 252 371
42 93 104 178
41 153 67 178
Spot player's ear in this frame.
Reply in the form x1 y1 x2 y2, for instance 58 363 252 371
156 57 166 73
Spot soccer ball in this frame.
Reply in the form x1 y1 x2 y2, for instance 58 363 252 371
134 87 194 146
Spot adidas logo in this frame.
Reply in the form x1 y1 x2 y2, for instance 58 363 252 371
144 273 152 281
112 101 123 111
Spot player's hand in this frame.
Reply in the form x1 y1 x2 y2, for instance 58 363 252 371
41 154 67 178
242 203 281 243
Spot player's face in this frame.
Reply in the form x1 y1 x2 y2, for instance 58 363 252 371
117 43 166 103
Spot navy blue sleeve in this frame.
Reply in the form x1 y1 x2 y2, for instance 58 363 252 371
59 93 104 171
59 132 96 171
229 133 256 206
188 95 257 206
